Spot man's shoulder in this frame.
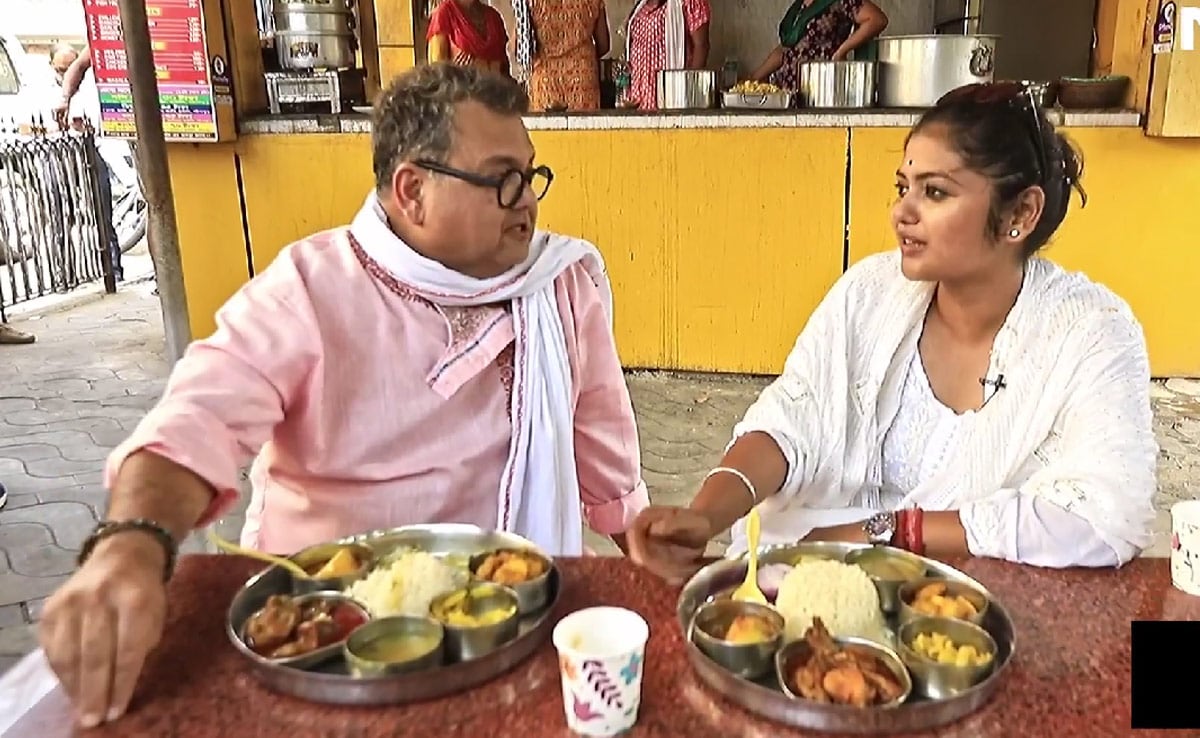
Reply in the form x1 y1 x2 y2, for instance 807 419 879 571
230 227 359 307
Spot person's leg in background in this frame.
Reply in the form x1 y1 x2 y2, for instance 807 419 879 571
92 151 122 282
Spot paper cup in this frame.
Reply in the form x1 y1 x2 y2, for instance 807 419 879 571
1171 500 1200 597
552 606 649 737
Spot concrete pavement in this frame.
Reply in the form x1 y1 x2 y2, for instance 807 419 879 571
0 283 1197 674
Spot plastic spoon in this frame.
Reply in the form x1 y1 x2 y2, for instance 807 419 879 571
731 507 768 604
205 529 311 580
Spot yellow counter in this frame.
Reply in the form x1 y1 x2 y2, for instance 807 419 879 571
167 111 1200 377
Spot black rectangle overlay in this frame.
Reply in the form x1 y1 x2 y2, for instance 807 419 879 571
1131 620 1200 730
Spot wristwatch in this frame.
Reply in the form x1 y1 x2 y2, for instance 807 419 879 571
862 511 897 546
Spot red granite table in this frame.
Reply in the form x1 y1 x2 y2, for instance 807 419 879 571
6 555 1197 738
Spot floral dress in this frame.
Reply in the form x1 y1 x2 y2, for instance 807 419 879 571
626 0 711 111
769 0 863 92
528 0 607 111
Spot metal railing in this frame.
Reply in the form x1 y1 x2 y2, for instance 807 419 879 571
0 123 115 321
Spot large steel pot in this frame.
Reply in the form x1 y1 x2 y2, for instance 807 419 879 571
876 35 999 107
657 70 717 110
275 30 357 70
273 0 357 70
796 60 876 108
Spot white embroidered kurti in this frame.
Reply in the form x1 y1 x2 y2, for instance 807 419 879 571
725 251 1157 567
879 350 1130 567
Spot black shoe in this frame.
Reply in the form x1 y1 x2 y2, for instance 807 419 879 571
0 482 7 511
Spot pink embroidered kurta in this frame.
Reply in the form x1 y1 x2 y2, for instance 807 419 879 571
105 229 649 554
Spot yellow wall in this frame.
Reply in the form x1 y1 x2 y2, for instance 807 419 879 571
168 124 1200 376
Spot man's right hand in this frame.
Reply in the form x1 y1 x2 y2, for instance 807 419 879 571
51 99 70 129
38 534 168 728
627 506 717 585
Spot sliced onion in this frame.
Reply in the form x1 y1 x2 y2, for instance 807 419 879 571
756 563 792 601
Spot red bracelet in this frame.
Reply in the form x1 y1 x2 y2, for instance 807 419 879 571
905 507 925 556
893 510 909 549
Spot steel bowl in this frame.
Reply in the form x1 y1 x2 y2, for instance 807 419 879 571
775 634 912 708
690 599 785 680
429 583 521 661
758 542 849 566
287 541 376 594
238 591 370 671
897 616 997 700
843 546 927 614
343 615 445 677
468 548 554 615
897 577 989 627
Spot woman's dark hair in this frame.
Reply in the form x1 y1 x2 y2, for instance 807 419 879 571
908 83 1087 257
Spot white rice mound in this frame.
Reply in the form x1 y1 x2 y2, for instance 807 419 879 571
344 551 468 618
775 559 889 644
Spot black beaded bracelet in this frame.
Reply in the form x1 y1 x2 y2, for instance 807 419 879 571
76 519 179 582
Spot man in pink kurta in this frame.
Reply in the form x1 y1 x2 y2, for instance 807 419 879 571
38 64 649 729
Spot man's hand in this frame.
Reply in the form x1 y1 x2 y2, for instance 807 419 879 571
38 533 168 728
52 98 70 129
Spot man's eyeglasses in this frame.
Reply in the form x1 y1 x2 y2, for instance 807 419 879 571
937 82 1050 185
413 160 554 209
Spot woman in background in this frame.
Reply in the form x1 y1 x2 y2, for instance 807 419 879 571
518 0 610 111
623 0 711 111
427 0 512 77
748 0 887 91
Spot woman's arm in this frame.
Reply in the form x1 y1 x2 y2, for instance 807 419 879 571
594 3 612 59
682 0 711 69
428 34 452 63
832 0 888 60
748 46 785 82
685 23 710 69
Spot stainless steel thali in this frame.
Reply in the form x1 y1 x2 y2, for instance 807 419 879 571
226 524 561 706
677 542 1015 734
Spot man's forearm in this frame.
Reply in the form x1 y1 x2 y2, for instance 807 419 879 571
61 47 92 100
107 449 216 542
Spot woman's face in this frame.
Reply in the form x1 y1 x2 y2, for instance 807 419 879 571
891 124 1021 284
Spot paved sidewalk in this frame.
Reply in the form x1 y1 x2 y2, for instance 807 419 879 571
0 286 1197 675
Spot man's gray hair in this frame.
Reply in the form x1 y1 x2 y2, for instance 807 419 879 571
371 63 529 191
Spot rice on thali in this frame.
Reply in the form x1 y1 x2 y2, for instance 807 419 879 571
773 558 890 645
344 550 468 618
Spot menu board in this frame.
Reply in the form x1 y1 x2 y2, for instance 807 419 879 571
82 0 219 141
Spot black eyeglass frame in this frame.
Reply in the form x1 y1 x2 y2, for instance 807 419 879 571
413 159 554 209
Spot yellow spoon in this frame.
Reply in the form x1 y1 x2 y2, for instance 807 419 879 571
205 529 311 579
731 506 768 604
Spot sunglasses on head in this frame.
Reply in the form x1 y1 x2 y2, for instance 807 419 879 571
937 82 1050 185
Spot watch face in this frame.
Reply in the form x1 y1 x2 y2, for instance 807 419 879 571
864 512 895 543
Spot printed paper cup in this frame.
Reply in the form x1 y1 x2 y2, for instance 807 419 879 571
1171 500 1200 597
552 606 650 737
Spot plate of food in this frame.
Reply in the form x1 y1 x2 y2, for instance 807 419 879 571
677 542 1014 734
225 524 561 705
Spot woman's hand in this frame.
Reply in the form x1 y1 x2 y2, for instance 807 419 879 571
627 506 717 584
39 535 168 728
831 47 849 61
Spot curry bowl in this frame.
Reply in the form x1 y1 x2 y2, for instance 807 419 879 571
897 615 997 700
897 577 990 627
775 632 912 709
690 599 785 680
468 547 553 615
429 582 521 661
844 546 927 613
343 615 445 677
288 541 377 594
238 591 370 670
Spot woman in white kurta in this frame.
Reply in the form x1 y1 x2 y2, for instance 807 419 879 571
628 83 1158 582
